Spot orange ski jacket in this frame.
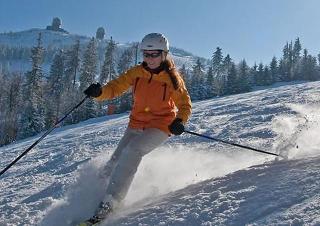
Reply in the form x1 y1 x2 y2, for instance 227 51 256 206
95 64 192 134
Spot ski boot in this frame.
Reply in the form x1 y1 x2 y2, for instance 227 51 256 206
78 202 112 226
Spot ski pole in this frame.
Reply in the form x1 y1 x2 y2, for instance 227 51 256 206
0 96 89 177
184 130 279 157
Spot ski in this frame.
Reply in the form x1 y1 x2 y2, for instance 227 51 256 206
75 218 103 226
76 221 100 226
75 202 112 226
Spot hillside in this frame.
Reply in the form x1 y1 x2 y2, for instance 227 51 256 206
0 81 320 225
0 29 206 74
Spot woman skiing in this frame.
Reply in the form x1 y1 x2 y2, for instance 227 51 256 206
83 33 192 224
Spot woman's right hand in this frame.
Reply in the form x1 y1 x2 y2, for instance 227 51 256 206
84 83 102 97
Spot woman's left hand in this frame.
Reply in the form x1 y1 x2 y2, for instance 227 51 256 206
169 118 185 135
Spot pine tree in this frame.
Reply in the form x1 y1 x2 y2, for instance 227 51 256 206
179 64 191 90
19 33 46 138
281 42 294 81
225 63 238 94
302 49 319 81
292 38 302 80
250 63 258 86
212 47 223 73
117 47 134 113
278 59 286 82
117 47 134 74
256 63 265 86
1 73 23 145
269 57 278 83
78 37 98 121
238 60 251 92
0 72 8 142
190 58 205 100
64 40 80 90
100 37 117 84
211 47 225 96
98 37 118 114
0 72 6 112
220 54 233 95
293 38 302 63
62 40 81 125
223 54 232 72
264 66 273 85
179 64 188 81
206 66 214 97
45 50 65 128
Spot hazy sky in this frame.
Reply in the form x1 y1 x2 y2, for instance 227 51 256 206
1 0 320 65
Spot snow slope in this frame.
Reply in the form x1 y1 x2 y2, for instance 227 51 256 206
1 81 320 225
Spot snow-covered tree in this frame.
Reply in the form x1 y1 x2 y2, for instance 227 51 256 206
78 37 98 121
117 47 135 113
206 66 214 97
212 47 223 74
179 64 191 90
100 37 117 84
64 40 80 90
269 57 279 82
250 63 258 86
225 63 238 95
237 60 251 92
0 73 23 145
293 38 302 63
281 42 294 81
117 47 134 74
256 63 265 86
264 66 273 86
19 33 46 138
211 47 226 96
0 72 8 142
292 38 302 80
301 49 319 81
79 38 98 91
222 54 233 94
223 54 232 72
61 40 81 125
190 58 206 100
45 50 65 128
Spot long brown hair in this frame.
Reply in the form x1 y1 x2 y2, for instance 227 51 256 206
142 56 183 90
162 57 182 90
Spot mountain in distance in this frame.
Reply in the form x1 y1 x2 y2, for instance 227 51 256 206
0 28 208 74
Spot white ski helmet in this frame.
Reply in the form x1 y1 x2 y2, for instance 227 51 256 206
140 33 169 52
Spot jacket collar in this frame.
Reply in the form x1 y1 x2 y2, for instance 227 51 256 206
142 61 165 74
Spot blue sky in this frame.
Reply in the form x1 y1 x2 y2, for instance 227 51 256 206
1 0 320 65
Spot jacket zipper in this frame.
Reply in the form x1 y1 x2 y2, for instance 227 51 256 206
148 73 154 83
162 83 167 101
133 77 140 93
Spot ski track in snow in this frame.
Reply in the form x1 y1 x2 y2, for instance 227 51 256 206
1 81 320 226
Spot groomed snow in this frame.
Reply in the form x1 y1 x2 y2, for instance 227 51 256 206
1 81 320 225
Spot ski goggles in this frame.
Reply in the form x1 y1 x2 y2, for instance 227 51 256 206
143 51 162 58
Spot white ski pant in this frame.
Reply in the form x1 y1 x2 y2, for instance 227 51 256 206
103 127 168 205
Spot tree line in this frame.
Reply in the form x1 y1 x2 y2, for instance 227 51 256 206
0 33 136 146
185 38 320 100
1 35 320 146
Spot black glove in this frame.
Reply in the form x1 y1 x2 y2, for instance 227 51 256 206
84 83 102 97
169 118 185 135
